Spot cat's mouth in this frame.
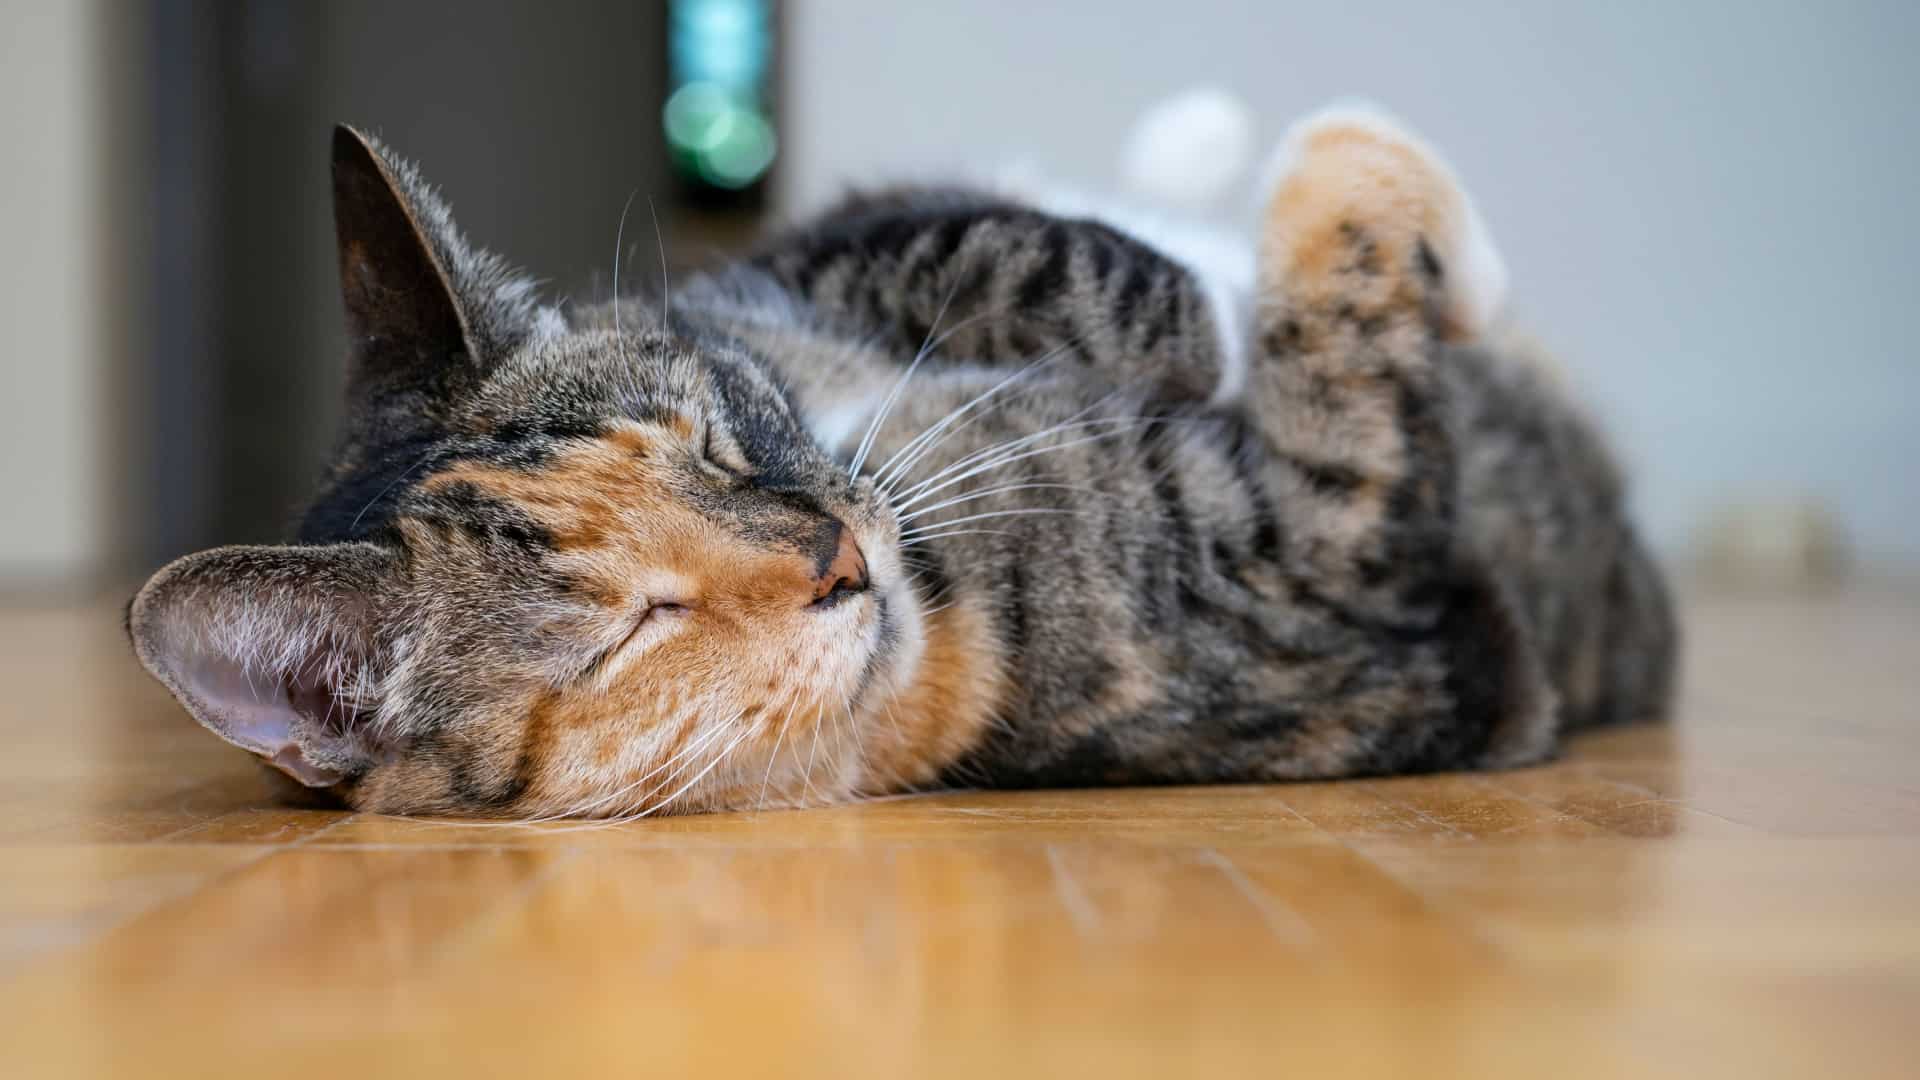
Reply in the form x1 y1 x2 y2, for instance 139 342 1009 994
825 495 910 713
809 580 865 609
834 590 889 725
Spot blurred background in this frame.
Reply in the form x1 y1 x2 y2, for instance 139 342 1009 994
2 0 1917 594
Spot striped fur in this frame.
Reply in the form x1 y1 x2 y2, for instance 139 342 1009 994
127 110 1675 817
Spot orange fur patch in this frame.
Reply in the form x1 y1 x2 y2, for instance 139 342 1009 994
1262 119 1470 339
406 420 913 817
857 596 1007 791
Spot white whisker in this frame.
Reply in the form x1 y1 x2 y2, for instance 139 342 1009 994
533 717 732 824
890 411 1134 508
846 276 965 481
896 482 1101 524
544 719 756 830
898 527 1016 548
893 420 1163 512
348 454 433 532
870 341 1079 493
410 715 734 831
611 187 639 339
632 722 755 819
836 704 872 778
600 720 739 819
844 284 1012 484
899 507 1084 537
799 705 824 802
647 194 669 329
756 696 800 813
884 368 1137 499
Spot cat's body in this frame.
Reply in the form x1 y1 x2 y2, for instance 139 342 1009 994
672 181 1673 789
129 104 1675 818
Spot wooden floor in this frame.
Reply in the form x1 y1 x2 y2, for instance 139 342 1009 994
0 587 1915 1078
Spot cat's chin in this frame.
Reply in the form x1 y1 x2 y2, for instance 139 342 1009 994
841 582 935 767
850 589 898 702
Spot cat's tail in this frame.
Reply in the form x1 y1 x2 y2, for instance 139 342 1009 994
1117 86 1257 215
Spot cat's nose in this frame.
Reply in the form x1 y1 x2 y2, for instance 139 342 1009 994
810 523 869 606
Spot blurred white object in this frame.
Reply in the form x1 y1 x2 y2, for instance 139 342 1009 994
1118 86 1254 213
1697 498 1851 589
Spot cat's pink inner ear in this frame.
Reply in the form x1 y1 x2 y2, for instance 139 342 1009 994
176 647 348 788
268 746 344 788
128 544 395 790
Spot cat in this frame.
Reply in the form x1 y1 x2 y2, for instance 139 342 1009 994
127 101 1676 819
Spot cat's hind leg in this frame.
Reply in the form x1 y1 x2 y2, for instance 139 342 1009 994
1243 103 1558 770
1250 102 1508 617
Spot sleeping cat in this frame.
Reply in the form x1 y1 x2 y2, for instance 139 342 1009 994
128 103 1676 818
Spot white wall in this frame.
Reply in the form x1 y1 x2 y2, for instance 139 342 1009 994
0 1 110 584
784 1 1920 565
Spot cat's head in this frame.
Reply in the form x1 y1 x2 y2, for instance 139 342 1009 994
128 128 922 818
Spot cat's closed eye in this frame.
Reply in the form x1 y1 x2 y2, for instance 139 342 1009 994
700 420 751 478
584 600 692 678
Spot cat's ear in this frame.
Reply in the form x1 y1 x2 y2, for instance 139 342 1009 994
128 543 400 788
331 125 475 395
330 126 562 393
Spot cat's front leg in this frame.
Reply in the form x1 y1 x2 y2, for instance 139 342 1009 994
743 189 1234 405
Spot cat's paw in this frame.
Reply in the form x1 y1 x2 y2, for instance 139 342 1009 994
1257 102 1507 342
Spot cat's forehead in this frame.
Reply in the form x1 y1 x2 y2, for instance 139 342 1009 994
465 328 794 429
469 331 704 419
300 325 817 553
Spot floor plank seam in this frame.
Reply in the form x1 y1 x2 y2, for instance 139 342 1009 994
1364 786 1476 839
1197 848 1318 948
1578 771 1761 833
0 812 366 984
1471 775 1619 838
421 849 585 968
1043 845 1103 939
1263 793 1507 959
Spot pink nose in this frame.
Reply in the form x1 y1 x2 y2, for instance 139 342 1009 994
811 526 869 604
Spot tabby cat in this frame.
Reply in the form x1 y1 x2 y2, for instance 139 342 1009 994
128 104 1676 818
